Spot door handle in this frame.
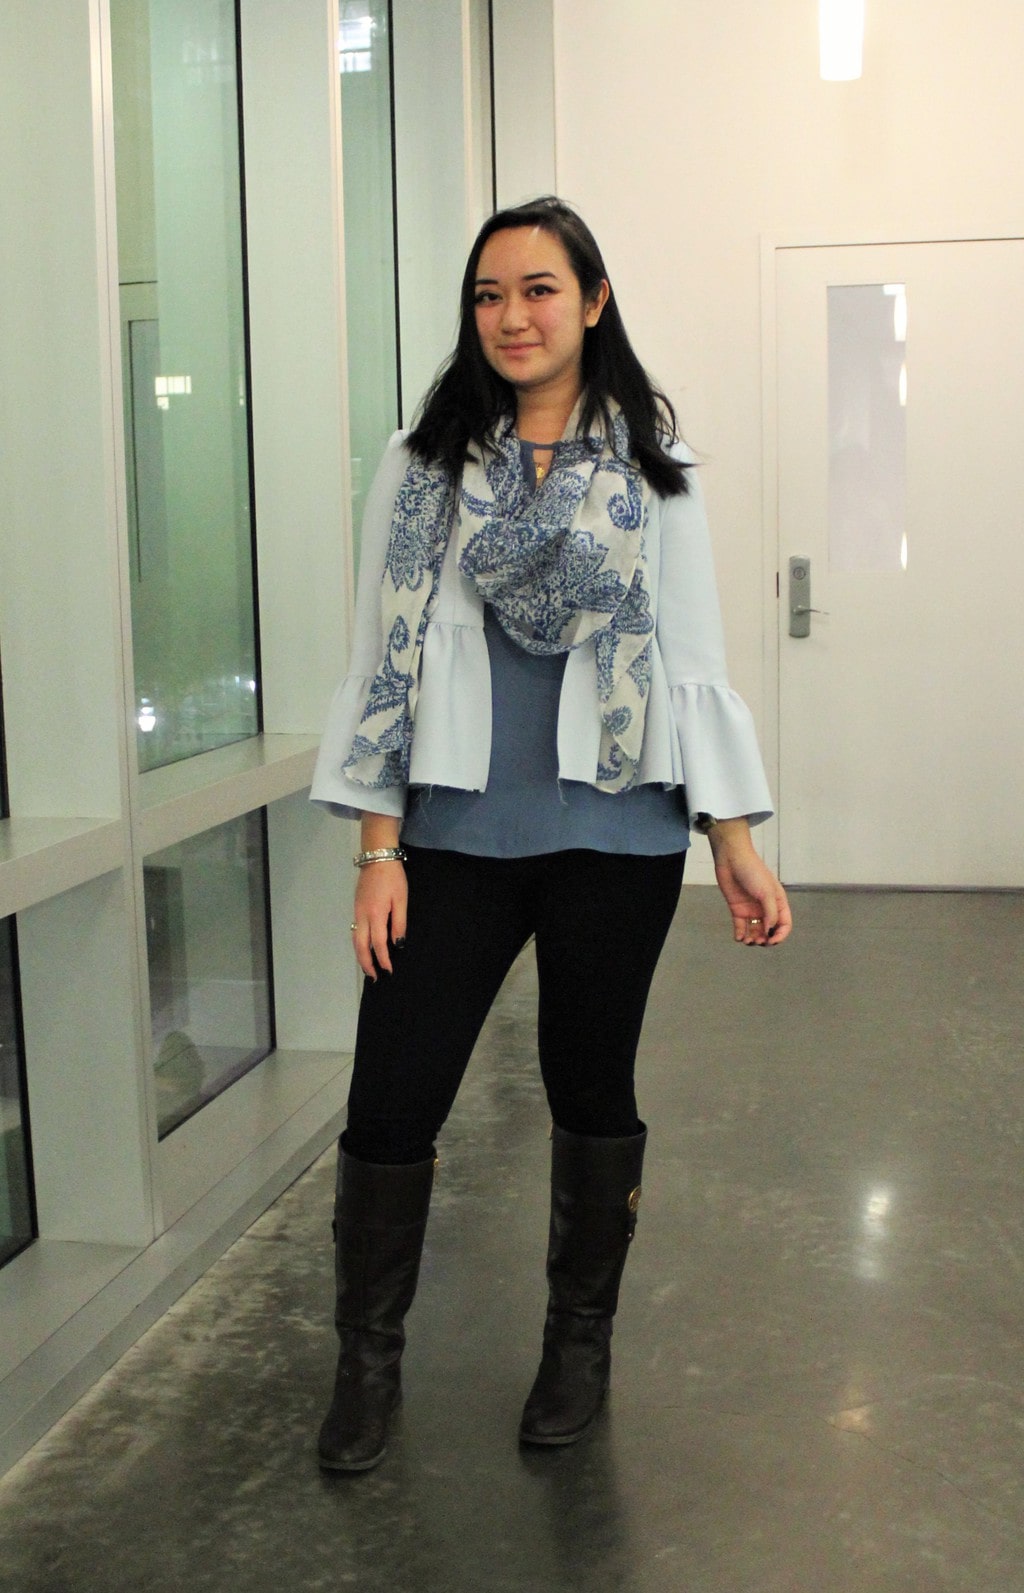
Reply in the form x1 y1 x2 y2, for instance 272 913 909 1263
787 556 828 638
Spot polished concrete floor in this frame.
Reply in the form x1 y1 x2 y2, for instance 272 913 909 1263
2 887 1024 1592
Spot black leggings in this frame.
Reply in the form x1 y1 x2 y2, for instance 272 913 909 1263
344 845 686 1164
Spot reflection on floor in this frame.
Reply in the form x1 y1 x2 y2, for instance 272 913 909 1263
2 887 1024 1593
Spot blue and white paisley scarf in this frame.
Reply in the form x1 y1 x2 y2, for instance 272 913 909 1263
343 404 654 794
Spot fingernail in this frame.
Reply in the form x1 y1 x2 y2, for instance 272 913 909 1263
394 937 406 949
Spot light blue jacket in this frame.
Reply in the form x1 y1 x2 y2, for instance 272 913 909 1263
311 432 773 825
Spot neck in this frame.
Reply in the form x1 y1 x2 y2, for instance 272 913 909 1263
514 380 582 445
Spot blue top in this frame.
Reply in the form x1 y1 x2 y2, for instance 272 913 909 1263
401 441 690 859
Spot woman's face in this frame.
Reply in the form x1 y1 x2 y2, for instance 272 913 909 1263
473 226 608 406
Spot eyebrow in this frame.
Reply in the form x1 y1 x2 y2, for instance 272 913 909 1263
474 270 560 285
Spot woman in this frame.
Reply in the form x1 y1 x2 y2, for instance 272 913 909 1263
311 197 791 1473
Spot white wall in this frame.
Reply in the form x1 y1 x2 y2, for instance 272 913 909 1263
553 0 1024 788
492 0 556 207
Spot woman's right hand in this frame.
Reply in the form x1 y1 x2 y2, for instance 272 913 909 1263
352 860 408 979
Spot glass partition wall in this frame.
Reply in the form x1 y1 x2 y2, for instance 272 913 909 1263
0 654 8 823
145 811 273 1139
1 677 35 1269
111 0 259 773
339 0 400 561
0 918 34 1268
111 0 272 1130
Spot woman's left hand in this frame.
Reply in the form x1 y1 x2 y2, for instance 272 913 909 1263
707 818 792 946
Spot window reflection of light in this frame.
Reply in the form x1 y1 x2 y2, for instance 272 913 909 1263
899 362 908 407
893 294 907 342
831 1402 873 1434
339 6 373 72
900 533 908 571
154 375 192 411
831 1371 875 1434
138 698 157 733
154 375 192 396
856 1183 894 1280
883 284 907 341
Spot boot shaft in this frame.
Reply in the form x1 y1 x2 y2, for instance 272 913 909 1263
544 1124 647 1319
332 1147 436 1339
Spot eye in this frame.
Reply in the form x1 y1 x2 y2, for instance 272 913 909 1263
474 290 500 306
526 284 555 298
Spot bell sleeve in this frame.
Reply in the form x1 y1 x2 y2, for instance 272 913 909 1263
309 433 411 821
655 460 774 827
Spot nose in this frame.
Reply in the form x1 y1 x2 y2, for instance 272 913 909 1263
499 293 529 332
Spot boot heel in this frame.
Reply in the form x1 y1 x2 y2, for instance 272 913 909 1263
318 1382 402 1473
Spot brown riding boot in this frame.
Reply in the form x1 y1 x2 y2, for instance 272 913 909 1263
519 1124 646 1446
318 1147 435 1472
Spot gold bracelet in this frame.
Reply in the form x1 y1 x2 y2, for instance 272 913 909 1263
353 847 407 868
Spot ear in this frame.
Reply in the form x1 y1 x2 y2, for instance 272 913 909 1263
584 279 610 328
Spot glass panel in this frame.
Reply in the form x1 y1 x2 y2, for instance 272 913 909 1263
145 810 273 1138
111 0 260 771
0 917 35 1267
827 283 908 573
340 0 400 567
0 646 9 819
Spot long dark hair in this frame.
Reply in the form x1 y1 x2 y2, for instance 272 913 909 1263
406 197 689 497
